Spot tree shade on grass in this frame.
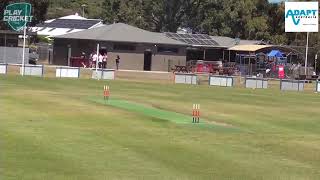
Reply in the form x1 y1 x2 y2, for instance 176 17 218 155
1 76 320 180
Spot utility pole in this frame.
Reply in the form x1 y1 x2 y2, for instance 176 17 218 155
315 53 318 74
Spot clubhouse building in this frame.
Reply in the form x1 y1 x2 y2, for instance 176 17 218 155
52 23 300 72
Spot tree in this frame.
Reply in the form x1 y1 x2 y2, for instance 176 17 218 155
245 16 269 40
29 0 50 26
1 0 311 50
101 0 146 29
130 0 189 32
101 0 121 23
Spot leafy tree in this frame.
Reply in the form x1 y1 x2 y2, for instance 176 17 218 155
101 0 120 23
142 0 197 32
1 0 316 51
47 0 103 19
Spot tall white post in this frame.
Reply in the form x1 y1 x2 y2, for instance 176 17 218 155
67 47 71 66
305 32 309 75
315 54 318 74
21 4 28 76
96 43 99 72
3 33 6 63
95 43 100 79
21 25 27 76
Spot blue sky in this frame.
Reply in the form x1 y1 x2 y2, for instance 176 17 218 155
268 0 285 3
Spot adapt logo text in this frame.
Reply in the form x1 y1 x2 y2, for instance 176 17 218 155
285 2 318 32
286 9 317 25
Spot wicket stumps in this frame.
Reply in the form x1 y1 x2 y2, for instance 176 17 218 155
103 85 110 103
192 104 200 123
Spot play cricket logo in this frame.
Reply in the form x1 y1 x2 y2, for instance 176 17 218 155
285 2 318 32
3 3 33 31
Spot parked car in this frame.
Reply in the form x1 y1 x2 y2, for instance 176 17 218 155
29 50 39 65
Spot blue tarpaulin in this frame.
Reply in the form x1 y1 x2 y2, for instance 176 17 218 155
268 50 284 57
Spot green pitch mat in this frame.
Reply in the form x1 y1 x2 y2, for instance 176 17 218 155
89 96 241 132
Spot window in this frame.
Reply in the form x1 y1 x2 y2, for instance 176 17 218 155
157 47 179 53
113 44 136 51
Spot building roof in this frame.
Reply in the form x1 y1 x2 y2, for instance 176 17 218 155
32 13 103 37
55 23 187 46
228 45 272 52
210 36 236 47
59 13 87 20
239 40 264 45
34 28 88 37
165 32 219 47
210 36 263 48
44 13 88 23
37 19 102 29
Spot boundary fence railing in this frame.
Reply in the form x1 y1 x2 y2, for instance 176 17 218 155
20 64 44 77
245 77 268 89
0 64 7 74
92 69 115 80
174 73 198 85
209 75 234 87
56 66 80 78
280 79 304 92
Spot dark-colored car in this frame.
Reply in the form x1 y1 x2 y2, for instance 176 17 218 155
29 50 39 65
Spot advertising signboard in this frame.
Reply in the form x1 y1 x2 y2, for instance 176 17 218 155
285 2 318 32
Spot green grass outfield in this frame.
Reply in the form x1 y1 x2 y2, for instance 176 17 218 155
1 75 320 180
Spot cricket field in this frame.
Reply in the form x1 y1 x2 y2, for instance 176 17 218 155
1 75 320 180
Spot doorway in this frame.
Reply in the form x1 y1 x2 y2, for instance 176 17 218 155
99 47 107 55
144 50 152 71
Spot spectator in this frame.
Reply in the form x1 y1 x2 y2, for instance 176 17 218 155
80 52 86 59
98 53 103 68
89 52 94 68
103 53 108 69
91 52 98 68
116 55 120 70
